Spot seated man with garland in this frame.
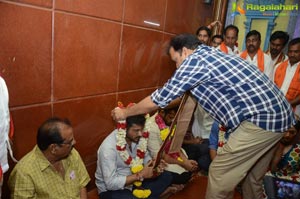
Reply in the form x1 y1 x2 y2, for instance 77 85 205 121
147 107 198 197
95 112 173 199
182 104 213 173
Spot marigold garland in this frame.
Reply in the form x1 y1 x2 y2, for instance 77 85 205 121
155 114 169 141
154 113 181 161
133 189 152 198
115 105 151 198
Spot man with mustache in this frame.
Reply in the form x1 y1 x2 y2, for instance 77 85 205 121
267 31 289 68
9 117 90 199
274 38 300 113
240 30 273 79
147 107 198 197
217 25 240 55
95 114 172 199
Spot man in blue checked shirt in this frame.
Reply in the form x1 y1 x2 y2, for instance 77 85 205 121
111 34 296 199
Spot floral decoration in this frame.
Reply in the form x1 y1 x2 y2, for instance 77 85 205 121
154 113 181 161
115 102 151 198
155 114 170 141
217 125 227 153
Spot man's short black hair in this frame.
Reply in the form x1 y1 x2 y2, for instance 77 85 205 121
270 31 289 46
195 26 212 38
37 117 72 151
126 115 146 130
246 30 261 41
212 34 224 42
224 25 239 36
160 106 179 115
168 34 201 55
288 37 300 48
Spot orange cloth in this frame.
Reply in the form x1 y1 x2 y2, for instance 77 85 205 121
240 48 265 72
219 42 228 54
273 53 285 67
274 60 300 106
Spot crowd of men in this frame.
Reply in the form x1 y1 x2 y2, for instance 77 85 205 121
197 23 300 113
2 22 300 199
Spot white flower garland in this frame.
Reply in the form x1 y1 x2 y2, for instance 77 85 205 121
116 114 151 168
116 114 152 198
217 125 227 154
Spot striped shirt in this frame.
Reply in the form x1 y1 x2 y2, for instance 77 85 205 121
151 45 295 133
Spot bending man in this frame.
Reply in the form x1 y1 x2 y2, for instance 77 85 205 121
111 34 295 199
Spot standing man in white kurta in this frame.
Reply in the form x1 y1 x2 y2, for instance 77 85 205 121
0 76 12 198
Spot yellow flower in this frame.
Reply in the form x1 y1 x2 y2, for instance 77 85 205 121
133 189 151 198
160 128 169 141
134 181 142 187
131 165 143 187
171 126 176 136
131 165 143 173
177 157 183 162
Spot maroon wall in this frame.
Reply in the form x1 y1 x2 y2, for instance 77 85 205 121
0 0 214 197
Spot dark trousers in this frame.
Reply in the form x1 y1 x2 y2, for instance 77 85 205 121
169 171 192 184
263 175 277 199
182 139 211 171
99 171 172 199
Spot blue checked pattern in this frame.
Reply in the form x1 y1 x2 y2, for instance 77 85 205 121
151 45 295 133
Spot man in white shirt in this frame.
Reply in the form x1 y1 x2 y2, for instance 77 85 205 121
147 107 198 196
0 76 11 198
96 114 173 199
274 37 300 112
217 25 240 55
240 30 273 79
182 104 213 172
267 31 289 68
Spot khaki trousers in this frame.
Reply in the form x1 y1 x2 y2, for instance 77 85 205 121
206 121 283 199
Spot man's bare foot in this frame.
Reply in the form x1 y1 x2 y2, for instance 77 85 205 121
170 184 185 192
160 184 185 199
